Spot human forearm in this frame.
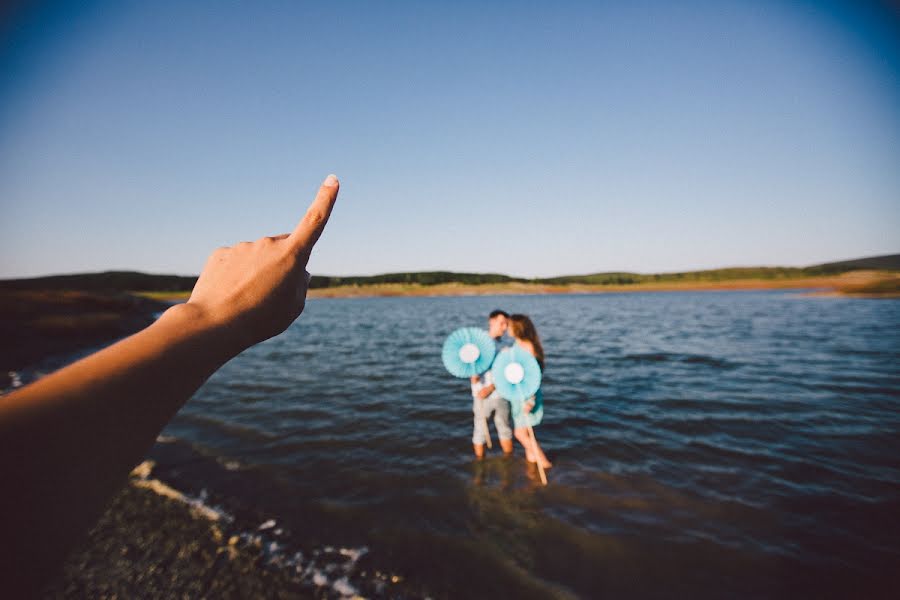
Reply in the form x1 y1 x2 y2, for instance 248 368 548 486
0 303 242 586
1 303 236 474
0 174 340 593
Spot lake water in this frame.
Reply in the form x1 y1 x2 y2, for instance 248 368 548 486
95 292 900 597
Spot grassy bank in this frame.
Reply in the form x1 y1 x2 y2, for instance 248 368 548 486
304 270 899 298
0 290 170 376
835 275 900 296
127 271 900 300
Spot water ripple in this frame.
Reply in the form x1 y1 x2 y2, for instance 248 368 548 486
149 292 900 597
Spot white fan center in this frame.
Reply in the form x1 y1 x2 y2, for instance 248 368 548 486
504 362 525 384
458 343 481 364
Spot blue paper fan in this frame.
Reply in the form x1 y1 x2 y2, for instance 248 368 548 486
491 345 542 403
442 327 497 378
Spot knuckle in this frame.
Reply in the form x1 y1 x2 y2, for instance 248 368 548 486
207 247 229 266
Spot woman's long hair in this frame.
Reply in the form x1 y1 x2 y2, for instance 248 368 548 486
509 314 545 371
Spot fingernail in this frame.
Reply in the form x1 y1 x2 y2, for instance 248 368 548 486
323 174 338 187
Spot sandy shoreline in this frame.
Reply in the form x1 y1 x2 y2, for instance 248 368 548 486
307 271 900 298
43 463 315 598
130 271 899 301
42 461 401 599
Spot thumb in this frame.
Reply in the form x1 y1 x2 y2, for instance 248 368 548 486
289 174 340 257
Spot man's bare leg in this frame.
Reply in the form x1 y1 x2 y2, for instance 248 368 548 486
473 443 485 458
500 438 513 455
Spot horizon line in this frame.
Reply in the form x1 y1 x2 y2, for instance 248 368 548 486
3 252 897 283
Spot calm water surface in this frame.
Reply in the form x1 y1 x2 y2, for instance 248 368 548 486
133 293 898 597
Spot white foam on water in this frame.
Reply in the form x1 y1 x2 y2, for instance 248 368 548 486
130 461 232 523
339 546 369 569
131 461 154 480
8 371 22 388
155 434 176 443
130 462 402 597
258 519 276 531
331 576 358 597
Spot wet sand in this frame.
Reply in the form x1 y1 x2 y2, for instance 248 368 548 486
41 460 405 598
42 464 314 599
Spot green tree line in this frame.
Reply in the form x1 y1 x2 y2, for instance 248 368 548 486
1 254 896 292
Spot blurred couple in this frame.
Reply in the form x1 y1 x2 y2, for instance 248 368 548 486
470 310 551 469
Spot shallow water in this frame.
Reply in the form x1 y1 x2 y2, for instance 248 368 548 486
27 291 900 597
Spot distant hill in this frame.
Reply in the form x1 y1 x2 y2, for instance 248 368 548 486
540 254 900 285
0 271 198 292
802 254 900 274
0 253 896 291
309 271 527 288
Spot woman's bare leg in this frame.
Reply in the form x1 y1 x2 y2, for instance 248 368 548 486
527 428 552 469
514 427 535 462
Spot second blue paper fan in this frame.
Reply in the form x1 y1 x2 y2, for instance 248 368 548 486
491 345 542 402
442 327 496 378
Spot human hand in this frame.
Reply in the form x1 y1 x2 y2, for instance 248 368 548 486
524 401 534 414
470 375 480 384
478 387 492 400
185 174 339 352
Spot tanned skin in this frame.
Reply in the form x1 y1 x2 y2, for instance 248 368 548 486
0 175 340 596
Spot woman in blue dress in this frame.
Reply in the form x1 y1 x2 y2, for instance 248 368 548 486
508 314 552 469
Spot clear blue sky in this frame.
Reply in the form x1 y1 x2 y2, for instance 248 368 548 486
1 0 898 279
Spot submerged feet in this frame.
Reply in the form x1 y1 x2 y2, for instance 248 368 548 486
525 454 553 469
514 427 551 469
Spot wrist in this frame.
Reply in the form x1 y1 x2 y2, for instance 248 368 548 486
156 302 246 360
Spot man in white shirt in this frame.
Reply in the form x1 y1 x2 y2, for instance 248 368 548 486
470 310 514 458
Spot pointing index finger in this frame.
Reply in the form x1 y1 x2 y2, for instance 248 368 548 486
289 174 340 256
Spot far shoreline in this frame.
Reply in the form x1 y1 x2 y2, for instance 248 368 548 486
3 270 895 376
136 270 900 301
